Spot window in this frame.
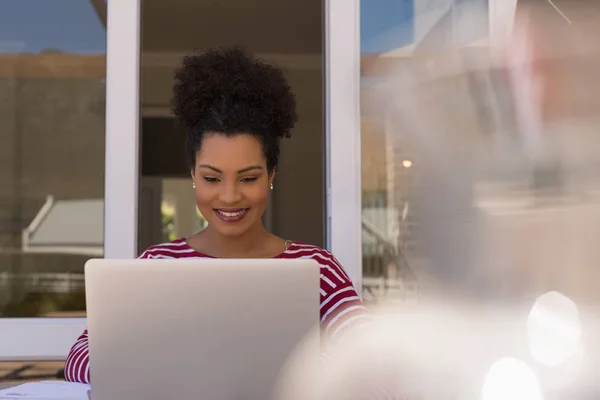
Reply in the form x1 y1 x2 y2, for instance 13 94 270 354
0 0 106 317
0 0 139 360
359 0 489 304
0 0 105 358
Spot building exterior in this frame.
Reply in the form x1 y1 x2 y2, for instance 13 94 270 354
9 0 599 363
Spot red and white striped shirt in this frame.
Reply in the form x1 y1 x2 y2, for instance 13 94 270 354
64 239 369 384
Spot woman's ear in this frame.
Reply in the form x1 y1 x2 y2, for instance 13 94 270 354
268 170 276 188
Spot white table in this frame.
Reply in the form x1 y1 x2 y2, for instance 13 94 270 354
0 382 18 390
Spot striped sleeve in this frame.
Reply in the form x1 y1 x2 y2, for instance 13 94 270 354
64 329 90 384
285 244 371 344
318 254 370 343
64 246 166 384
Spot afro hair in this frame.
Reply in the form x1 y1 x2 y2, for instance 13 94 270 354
172 45 298 172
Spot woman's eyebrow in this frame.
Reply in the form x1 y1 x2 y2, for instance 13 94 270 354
197 164 222 173
197 164 263 174
237 165 263 173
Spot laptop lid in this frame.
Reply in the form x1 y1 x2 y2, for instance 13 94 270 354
85 258 320 400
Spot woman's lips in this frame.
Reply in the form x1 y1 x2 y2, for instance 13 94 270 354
214 208 249 223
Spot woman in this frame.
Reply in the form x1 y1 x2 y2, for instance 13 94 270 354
64 46 368 384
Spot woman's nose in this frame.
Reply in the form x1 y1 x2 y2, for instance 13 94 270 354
219 182 242 204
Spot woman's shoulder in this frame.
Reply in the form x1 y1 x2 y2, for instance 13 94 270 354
137 238 205 259
286 242 335 257
285 242 348 270
286 242 356 290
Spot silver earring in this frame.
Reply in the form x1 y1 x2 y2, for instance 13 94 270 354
270 182 274 190
192 182 196 189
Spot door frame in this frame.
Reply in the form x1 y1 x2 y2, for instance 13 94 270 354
324 0 363 294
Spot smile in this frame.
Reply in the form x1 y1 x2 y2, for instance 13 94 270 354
214 208 249 222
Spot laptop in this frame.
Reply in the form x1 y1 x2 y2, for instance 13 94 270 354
84 258 320 400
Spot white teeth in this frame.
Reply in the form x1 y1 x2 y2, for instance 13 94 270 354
218 210 246 217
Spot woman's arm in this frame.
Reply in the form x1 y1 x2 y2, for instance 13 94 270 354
64 248 158 383
308 246 371 344
64 329 90 383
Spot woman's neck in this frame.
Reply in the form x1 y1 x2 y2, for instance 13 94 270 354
191 223 280 258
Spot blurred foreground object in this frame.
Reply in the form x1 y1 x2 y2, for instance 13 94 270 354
359 0 600 303
274 303 543 399
482 357 543 400
527 291 581 367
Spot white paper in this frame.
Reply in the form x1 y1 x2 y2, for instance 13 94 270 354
0 381 90 400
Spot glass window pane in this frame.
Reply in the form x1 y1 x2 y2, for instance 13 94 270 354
359 0 489 305
360 0 600 309
0 0 106 318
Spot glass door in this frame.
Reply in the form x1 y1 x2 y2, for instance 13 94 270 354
139 0 325 252
326 0 494 304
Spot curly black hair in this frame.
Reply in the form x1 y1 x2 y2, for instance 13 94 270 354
172 46 298 172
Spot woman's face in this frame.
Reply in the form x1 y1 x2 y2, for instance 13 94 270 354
191 133 273 237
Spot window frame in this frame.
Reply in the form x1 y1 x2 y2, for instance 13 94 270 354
324 0 363 294
0 0 141 360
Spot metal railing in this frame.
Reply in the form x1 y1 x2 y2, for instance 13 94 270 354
361 198 418 303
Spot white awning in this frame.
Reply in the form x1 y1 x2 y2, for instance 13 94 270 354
22 196 104 256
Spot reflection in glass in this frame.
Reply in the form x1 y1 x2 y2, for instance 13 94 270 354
0 0 106 317
160 178 208 244
360 0 600 308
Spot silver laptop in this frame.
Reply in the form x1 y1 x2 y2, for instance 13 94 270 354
85 258 320 400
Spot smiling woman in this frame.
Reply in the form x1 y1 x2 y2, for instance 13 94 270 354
191 135 277 247
174 46 297 257
64 45 369 384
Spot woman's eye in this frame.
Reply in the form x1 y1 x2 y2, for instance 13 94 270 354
241 177 258 183
203 177 219 183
